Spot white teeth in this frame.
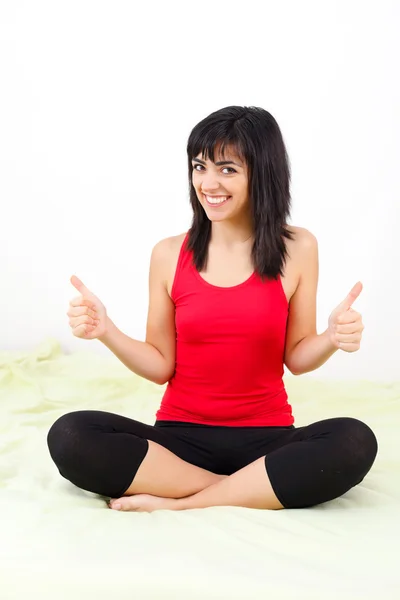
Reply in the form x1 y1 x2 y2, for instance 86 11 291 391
205 195 230 205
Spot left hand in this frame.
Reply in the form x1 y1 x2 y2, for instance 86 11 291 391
327 281 365 352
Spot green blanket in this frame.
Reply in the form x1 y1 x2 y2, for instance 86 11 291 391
0 338 399 599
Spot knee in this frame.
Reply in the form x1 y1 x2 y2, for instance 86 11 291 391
338 417 378 478
47 410 87 467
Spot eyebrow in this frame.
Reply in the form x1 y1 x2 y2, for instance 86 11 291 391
192 158 242 167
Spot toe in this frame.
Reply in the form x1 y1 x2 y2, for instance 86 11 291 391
109 496 142 511
109 498 123 510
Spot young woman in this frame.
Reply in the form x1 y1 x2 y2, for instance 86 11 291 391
47 105 378 513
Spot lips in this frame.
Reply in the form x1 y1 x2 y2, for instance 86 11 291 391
203 194 232 207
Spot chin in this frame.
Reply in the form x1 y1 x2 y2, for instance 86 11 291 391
202 207 230 221
207 213 229 222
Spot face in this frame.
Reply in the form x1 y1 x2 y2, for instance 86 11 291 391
191 143 250 223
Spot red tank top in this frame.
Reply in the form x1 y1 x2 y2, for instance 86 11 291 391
155 232 294 427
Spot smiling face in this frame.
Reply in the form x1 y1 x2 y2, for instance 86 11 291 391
191 143 250 224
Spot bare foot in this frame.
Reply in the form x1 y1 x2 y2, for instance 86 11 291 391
108 494 178 512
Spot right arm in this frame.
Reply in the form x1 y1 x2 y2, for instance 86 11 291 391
98 238 176 385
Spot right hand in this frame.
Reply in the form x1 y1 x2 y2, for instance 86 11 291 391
67 275 108 340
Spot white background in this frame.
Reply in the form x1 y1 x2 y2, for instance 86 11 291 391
1 0 398 380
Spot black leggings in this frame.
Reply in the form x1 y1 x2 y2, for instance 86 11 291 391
47 410 378 509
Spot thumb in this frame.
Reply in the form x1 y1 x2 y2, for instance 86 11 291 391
335 281 363 313
70 275 94 298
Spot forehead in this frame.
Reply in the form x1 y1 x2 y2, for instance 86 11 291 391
194 143 243 163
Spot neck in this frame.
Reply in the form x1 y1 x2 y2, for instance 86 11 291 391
210 220 254 249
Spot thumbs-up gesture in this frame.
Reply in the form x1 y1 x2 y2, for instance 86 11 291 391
326 281 365 352
67 275 108 340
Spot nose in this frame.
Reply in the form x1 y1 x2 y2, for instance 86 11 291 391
199 172 221 193
201 181 223 194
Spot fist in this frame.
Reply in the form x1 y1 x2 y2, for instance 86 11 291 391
67 275 108 340
327 281 365 353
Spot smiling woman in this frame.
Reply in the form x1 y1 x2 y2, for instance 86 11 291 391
186 106 295 278
47 105 378 514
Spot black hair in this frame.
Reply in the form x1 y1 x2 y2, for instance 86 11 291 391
186 105 295 281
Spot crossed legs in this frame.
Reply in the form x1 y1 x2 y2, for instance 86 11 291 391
108 439 284 512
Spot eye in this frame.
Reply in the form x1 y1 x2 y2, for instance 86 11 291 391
192 165 237 174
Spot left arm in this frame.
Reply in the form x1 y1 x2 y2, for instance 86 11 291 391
286 330 338 376
284 230 364 375
284 230 337 376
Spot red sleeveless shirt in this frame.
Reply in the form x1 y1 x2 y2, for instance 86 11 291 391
155 232 294 427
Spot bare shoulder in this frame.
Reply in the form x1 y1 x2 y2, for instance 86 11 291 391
152 232 186 251
294 228 318 275
281 226 318 302
285 225 317 251
284 225 318 268
152 232 187 297
287 225 319 289
151 233 186 261
296 226 317 246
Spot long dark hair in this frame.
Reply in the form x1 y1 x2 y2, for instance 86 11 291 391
186 105 295 281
